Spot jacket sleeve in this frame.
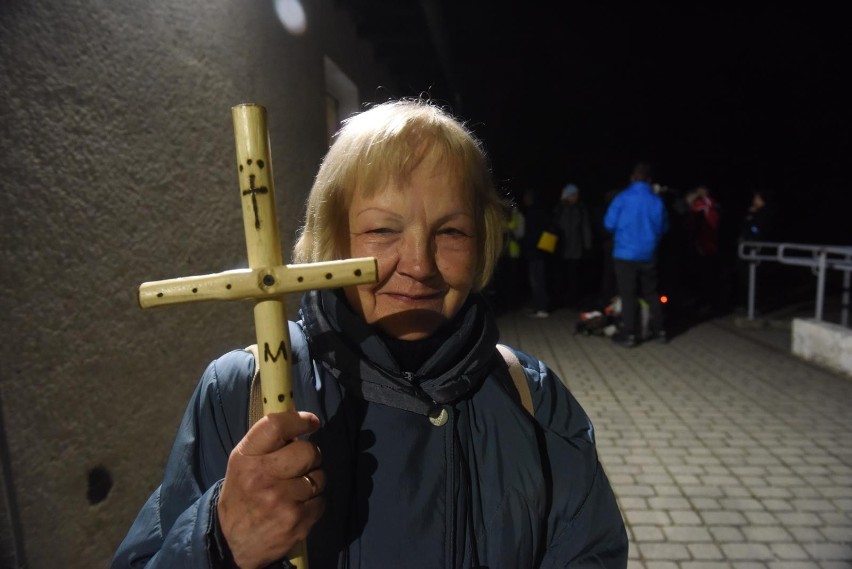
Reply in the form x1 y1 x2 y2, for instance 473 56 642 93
516 352 629 568
112 349 255 568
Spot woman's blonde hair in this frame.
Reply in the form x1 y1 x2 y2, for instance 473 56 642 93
293 99 504 291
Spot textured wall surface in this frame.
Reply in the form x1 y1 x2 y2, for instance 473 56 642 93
792 318 852 378
0 0 397 566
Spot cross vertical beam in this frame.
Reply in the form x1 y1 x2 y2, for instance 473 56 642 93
232 104 293 415
138 104 377 569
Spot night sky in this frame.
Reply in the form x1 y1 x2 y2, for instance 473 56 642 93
434 2 850 244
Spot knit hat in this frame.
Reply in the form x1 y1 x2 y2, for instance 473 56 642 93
561 184 579 200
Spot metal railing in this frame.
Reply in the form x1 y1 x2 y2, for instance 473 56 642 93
738 241 852 326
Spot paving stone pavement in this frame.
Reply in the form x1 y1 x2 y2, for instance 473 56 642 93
497 309 852 569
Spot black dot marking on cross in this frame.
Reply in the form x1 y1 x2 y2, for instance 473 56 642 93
192 288 198 293
263 275 275 286
239 164 243 172
325 273 332 279
226 284 232 289
257 160 264 169
278 394 285 402
263 397 267 404
297 276 304 283
354 269 362 276
157 292 164 298
247 159 252 165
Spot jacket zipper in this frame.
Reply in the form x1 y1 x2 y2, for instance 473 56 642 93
446 405 455 568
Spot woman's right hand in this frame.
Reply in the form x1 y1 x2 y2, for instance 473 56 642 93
217 410 325 569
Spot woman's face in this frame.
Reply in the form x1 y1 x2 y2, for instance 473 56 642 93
343 160 477 340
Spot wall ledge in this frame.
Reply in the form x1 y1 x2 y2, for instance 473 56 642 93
792 318 852 379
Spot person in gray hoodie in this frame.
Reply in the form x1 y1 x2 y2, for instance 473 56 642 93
554 183 592 310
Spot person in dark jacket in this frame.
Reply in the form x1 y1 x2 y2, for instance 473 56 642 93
603 162 669 346
554 183 592 310
520 188 555 318
113 99 628 569
739 188 777 242
736 188 779 313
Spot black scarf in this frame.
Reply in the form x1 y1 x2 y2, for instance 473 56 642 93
299 289 500 416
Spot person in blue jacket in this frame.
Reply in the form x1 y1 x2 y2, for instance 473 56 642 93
113 99 628 569
603 161 669 347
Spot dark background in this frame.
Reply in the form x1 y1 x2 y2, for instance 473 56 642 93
351 0 851 245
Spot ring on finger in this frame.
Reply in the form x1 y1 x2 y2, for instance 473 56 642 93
302 473 318 498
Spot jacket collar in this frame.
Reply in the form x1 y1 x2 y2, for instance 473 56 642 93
299 289 499 416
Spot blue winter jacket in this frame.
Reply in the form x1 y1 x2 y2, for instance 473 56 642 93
604 181 669 262
113 291 628 568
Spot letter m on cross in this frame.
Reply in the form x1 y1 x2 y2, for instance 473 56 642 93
264 340 288 363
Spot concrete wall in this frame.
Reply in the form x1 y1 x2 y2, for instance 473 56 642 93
792 318 852 378
0 1 404 566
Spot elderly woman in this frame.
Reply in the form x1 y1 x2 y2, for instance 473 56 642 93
114 100 627 568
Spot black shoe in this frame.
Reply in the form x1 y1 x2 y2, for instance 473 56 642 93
612 332 637 348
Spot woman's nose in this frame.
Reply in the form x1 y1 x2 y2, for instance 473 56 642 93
397 234 437 280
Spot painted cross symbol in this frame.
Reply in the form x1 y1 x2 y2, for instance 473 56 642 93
241 162 268 229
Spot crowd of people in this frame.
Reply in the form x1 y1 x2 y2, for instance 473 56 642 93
488 161 781 345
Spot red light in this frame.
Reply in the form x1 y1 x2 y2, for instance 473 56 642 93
660 295 668 304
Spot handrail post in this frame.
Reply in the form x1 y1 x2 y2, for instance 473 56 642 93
815 249 827 321
747 248 758 320
842 261 850 327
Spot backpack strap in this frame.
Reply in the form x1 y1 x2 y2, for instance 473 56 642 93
245 344 264 429
246 342 535 428
496 343 534 416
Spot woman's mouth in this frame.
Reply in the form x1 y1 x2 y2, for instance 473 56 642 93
383 290 445 303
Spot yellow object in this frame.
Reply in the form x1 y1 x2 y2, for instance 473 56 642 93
536 231 558 253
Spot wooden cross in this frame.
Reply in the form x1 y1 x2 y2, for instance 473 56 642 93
138 104 377 568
